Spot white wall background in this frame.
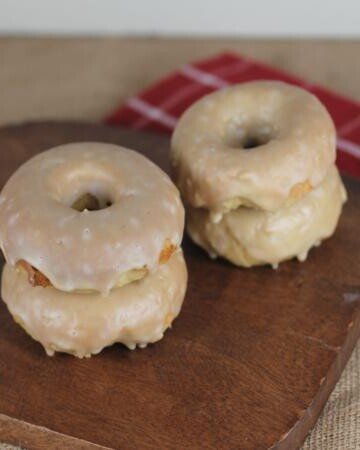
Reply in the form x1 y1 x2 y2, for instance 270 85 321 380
0 0 359 37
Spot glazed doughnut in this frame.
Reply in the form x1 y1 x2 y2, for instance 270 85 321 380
171 81 336 221
187 166 346 268
0 143 184 294
1 250 187 358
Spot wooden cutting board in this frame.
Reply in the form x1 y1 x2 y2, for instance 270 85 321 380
0 122 359 450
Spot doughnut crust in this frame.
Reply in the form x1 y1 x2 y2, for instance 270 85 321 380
1 250 187 358
0 143 184 294
171 81 336 219
187 166 346 268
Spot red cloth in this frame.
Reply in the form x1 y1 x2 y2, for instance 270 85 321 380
106 52 360 179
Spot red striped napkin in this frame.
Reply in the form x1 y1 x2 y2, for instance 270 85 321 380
106 52 360 179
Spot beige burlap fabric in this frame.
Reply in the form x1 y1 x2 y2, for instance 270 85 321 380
0 37 359 450
303 342 360 449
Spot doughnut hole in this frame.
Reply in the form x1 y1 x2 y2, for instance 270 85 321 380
225 120 275 150
71 192 113 212
47 163 117 212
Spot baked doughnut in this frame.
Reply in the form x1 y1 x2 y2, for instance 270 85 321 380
1 250 187 358
187 166 346 268
171 81 336 221
0 143 184 294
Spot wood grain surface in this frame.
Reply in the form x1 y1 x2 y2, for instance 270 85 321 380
0 122 359 450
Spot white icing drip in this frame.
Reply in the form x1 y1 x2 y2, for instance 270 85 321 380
129 217 139 227
82 228 92 241
8 212 20 226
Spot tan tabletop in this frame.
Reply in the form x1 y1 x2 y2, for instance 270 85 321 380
0 37 359 450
